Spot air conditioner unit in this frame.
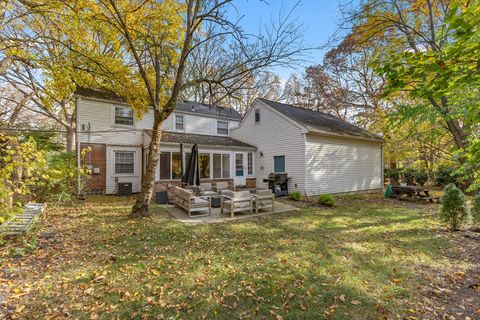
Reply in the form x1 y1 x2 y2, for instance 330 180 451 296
117 182 132 196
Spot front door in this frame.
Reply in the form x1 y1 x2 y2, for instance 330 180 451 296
234 152 246 187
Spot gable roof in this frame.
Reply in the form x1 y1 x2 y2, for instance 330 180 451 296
74 87 242 121
257 98 384 142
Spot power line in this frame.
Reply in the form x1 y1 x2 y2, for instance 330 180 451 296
0 127 142 133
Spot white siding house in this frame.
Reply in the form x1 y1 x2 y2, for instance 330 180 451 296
230 100 306 192
232 99 384 196
76 88 383 196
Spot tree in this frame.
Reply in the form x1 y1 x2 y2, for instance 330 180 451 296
62 0 304 217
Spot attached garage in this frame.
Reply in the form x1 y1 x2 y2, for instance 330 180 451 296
305 134 383 195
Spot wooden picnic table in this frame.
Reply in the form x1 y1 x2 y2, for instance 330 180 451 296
392 185 434 202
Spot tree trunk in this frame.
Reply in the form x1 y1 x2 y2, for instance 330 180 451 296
65 126 75 152
129 113 163 218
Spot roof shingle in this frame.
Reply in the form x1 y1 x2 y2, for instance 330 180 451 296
145 131 256 149
258 98 384 142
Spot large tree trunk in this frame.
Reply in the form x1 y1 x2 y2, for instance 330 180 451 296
129 113 163 218
65 126 75 152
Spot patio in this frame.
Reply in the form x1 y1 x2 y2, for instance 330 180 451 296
164 201 299 224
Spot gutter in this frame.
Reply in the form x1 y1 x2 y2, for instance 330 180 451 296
307 128 385 143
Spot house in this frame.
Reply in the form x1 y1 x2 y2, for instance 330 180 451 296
75 88 384 196
231 99 384 195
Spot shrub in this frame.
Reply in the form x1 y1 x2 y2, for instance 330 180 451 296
289 191 302 201
439 183 468 229
471 195 480 228
401 168 416 185
415 171 428 186
385 168 399 184
318 194 336 207
435 167 460 187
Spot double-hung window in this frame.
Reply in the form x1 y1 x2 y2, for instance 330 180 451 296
114 106 134 126
115 151 135 174
217 121 229 135
175 115 184 131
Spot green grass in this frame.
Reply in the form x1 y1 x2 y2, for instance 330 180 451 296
1 195 467 319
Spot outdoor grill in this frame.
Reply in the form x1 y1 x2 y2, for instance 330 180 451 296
263 173 290 197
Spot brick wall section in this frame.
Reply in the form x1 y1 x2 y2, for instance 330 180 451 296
80 143 106 194
246 178 256 189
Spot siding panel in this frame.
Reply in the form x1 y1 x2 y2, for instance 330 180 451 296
231 100 305 192
305 134 382 195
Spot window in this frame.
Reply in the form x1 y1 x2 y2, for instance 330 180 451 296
217 121 229 135
159 152 171 180
175 115 184 131
273 155 285 173
247 152 253 175
115 107 134 126
254 109 260 123
235 153 244 177
159 152 182 180
199 153 210 178
222 154 230 178
213 153 230 178
115 151 135 174
171 152 182 179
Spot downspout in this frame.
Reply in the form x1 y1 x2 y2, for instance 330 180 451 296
76 96 81 195
381 143 385 191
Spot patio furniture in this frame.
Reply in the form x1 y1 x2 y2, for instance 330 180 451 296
198 182 218 197
392 185 433 202
174 187 211 217
155 191 169 204
210 196 222 208
253 189 275 214
213 181 231 194
221 190 253 218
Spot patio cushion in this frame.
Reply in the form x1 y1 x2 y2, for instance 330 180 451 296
223 200 251 208
191 197 209 205
202 191 217 197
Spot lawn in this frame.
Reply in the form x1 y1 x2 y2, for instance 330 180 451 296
0 194 478 319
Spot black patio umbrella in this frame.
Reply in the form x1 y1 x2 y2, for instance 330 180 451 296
182 144 200 186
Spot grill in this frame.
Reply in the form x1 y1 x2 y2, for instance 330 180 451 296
263 173 291 197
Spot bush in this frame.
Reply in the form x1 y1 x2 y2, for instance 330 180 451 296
289 191 302 201
439 183 468 229
318 194 336 207
401 168 416 185
35 152 88 203
471 195 480 228
385 168 399 183
415 171 428 186
435 167 460 187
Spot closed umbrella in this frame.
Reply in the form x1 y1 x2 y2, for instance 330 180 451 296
182 144 200 186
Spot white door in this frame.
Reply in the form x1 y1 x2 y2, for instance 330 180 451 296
234 152 246 187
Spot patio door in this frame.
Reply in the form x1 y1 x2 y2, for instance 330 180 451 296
234 152 246 187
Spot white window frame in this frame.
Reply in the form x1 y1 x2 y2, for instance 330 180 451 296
112 106 134 127
175 114 185 131
216 120 229 135
114 151 136 175
212 153 231 179
159 151 182 181
273 155 286 173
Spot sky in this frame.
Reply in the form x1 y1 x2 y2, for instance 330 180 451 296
230 0 350 80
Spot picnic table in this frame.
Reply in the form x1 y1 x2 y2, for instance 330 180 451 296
392 185 435 202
